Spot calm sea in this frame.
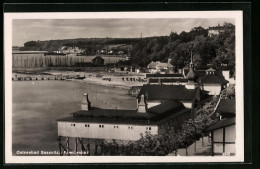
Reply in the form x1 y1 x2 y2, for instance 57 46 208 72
12 80 136 155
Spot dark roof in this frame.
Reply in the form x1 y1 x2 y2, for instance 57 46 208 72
148 100 184 115
200 75 229 84
206 68 217 72
195 70 206 77
57 115 153 125
146 74 183 78
137 85 199 101
206 117 235 131
147 61 158 69
183 68 190 77
209 26 225 30
216 99 236 115
148 100 187 121
57 101 189 125
71 108 144 119
92 56 104 61
186 69 195 80
149 78 188 83
44 53 66 56
183 69 206 78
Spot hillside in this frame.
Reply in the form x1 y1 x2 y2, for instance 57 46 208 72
130 23 235 73
19 38 141 55
17 23 235 73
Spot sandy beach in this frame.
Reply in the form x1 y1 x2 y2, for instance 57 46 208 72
13 70 147 89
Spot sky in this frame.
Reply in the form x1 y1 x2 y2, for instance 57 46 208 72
12 18 235 46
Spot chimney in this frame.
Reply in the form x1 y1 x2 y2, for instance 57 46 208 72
167 58 172 64
81 93 91 111
157 78 162 85
137 94 147 113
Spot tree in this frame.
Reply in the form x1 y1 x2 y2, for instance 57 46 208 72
24 41 37 47
221 84 235 99
102 96 219 156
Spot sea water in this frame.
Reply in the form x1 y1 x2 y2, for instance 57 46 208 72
12 80 136 155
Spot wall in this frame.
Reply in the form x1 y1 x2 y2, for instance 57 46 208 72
212 124 236 155
209 30 220 36
180 101 193 109
201 84 222 95
222 70 230 81
13 53 45 67
147 100 193 109
147 101 161 108
148 82 187 85
58 122 158 141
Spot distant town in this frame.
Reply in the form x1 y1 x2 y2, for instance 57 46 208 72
12 23 236 156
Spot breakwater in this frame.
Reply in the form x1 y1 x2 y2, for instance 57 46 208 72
12 75 85 81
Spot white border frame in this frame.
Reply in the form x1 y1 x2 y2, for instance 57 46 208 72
4 11 244 163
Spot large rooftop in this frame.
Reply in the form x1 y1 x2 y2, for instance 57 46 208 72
200 75 229 84
206 117 235 131
149 78 188 83
137 85 199 101
216 99 236 117
57 100 190 125
146 74 184 78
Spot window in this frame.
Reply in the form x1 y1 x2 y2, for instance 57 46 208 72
128 126 133 129
114 126 119 128
85 124 90 127
146 127 151 130
71 124 75 126
99 124 104 128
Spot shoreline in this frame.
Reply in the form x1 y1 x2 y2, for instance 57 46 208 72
12 70 146 90
67 79 132 90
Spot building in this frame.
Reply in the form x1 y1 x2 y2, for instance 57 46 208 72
117 51 125 55
92 55 105 66
208 24 225 37
57 93 195 155
147 53 229 96
180 54 229 96
206 98 236 156
147 59 174 74
137 85 200 109
58 46 85 54
200 68 229 95
146 74 187 85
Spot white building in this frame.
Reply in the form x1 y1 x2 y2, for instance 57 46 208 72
57 92 194 155
200 68 229 95
206 99 236 156
147 59 174 74
208 24 225 37
137 84 200 109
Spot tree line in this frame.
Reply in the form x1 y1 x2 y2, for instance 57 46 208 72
20 38 140 55
19 23 235 73
130 23 235 73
